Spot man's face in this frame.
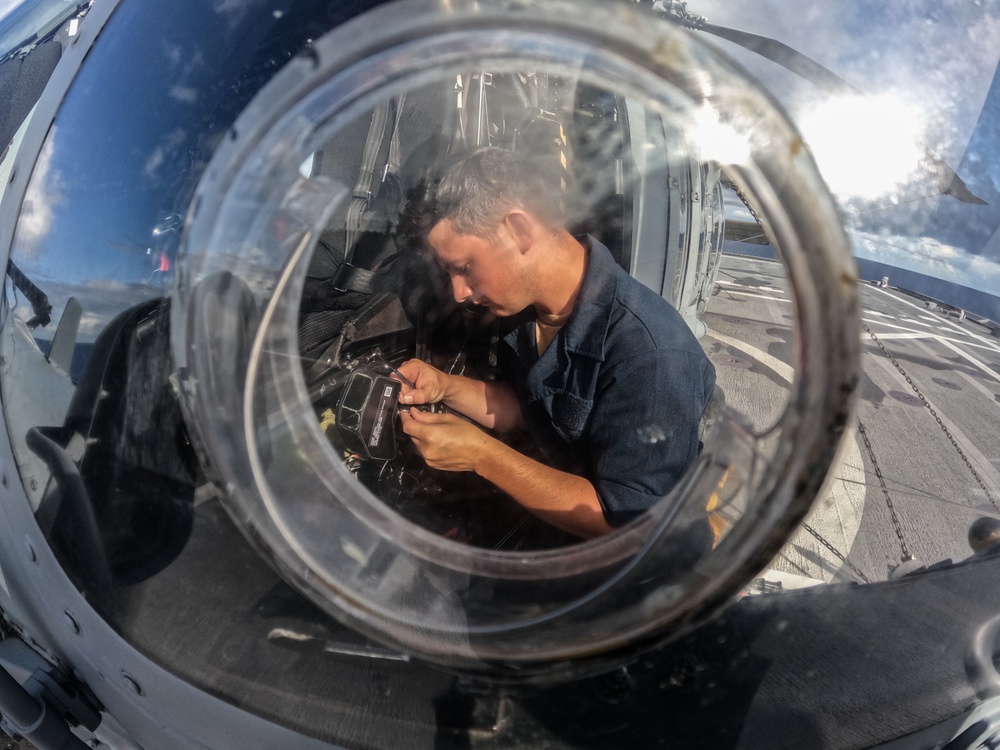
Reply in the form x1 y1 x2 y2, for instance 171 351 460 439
426 218 530 317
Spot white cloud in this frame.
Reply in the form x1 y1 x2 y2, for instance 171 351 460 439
852 229 1000 295
160 40 184 67
212 0 253 31
0 0 25 24
169 85 198 104
797 93 926 201
81 278 135 294
12 276 160 343
144 128 188 179
722 189 753 221
144 149 165 177
692 0 1000 166
76 311 105 337
684 2 1000 298
13 126 64 259
213 0 246 13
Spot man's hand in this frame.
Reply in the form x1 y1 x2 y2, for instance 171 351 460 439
399 407 491 472
393 359 526 433
400 406 611 538
395 359 449 406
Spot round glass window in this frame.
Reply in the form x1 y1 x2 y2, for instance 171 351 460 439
172 0 858 675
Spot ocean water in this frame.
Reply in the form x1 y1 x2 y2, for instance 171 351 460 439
723 240 1000 323
852 258 1000 323
34 338 94 383
32 241 1000 386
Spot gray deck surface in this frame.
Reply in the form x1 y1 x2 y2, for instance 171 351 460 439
7 256 1000 750
705 254 1000 585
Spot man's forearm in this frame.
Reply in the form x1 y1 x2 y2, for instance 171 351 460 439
442 375 525 433
473 439 612 538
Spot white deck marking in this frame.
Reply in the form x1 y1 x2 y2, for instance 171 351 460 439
863 318 931 333
717 280 786 295
708 330 865 583
723 290 791 304
869 285 1000 355
937 336 1000 353
713 259 1000 581
936 337 1000 386
909 337 1000 415
710 331 794 381
863 332 928 340
863 319 1000 355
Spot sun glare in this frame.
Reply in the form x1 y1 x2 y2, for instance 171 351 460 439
796 94 926 201
691 104 751 166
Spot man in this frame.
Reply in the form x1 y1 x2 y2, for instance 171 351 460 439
397 147 716 539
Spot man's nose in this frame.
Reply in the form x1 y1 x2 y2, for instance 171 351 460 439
450 274 473 304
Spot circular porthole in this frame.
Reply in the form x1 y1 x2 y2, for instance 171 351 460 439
172 0 858 677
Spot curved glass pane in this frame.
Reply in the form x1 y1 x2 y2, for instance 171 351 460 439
171 0 855 673
4 0 1000 748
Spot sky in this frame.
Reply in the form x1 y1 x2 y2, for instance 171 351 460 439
695 0 1000 297
7 0 1000 318
2 0 223 340
3 0 311 341
0 0 21 21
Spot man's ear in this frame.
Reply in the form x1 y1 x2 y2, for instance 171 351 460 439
502 209 536 253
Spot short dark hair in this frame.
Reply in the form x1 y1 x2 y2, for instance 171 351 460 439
426 147 565 238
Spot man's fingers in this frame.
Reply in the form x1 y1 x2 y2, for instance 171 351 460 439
394 379 430 405
398 387 425 405
399 407 440 429
396 359 447 405
404 408 453 425
398 409 423 437
397 358 421 378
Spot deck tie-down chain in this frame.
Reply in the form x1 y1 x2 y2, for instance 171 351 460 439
801 522 872 584
863 322 1000 516
856 419 911 562
732 175 998 573
728 180 881 578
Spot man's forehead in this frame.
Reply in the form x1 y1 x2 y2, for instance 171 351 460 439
426 218 456 248
427 219 484 261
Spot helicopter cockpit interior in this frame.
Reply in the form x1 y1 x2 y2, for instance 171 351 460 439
0 1 998 749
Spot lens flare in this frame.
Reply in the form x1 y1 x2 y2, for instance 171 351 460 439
797 94 925 201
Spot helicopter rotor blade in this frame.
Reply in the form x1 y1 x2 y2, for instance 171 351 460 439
700 22 860 96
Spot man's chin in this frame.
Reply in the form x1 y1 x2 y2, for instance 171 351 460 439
489 305 523 318
475 301 523 317
477 301 503 316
